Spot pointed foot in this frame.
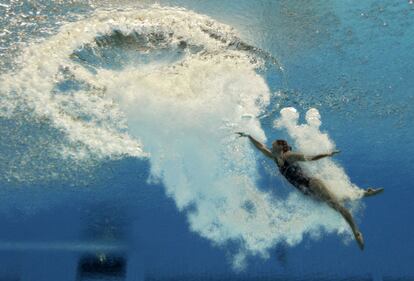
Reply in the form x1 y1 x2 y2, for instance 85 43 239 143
364 188 384 197
355 231 365 250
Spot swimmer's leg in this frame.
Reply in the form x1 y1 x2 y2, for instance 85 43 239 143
364 187 384 197
309 178 364 250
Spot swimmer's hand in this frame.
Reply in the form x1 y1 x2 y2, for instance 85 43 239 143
307 150 340 161
329 150 341 156
235 132 249 138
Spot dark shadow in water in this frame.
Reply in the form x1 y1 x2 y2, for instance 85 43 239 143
77 253 126 281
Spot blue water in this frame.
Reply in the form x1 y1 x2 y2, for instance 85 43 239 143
0 1 413 280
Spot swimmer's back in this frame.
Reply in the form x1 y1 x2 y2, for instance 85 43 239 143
278 160 313 195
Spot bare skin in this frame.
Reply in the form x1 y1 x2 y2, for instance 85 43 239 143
237 132 384 250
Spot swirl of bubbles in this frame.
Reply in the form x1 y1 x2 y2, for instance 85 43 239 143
0 6 359 269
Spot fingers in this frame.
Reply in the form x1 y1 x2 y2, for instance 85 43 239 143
235 132 248 138
331 150 340 156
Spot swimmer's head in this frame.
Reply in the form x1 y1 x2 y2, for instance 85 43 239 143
272 139 291 154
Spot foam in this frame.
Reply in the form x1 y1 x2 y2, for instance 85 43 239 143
0 6 361 269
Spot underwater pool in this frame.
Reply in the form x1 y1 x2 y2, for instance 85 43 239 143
0 1 413 280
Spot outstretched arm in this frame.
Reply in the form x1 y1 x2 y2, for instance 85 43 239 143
236 132 274 159
284 150 340 162
308 151 340 161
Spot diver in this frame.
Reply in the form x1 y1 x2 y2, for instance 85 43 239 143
236 132 383 250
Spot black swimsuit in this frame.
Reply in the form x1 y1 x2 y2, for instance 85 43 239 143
278 160 313 195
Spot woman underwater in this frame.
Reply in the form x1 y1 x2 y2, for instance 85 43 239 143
237 132 383 250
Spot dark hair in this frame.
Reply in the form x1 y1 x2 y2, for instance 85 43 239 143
274 139 291 153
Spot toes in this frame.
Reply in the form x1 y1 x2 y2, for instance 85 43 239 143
356 232 365 250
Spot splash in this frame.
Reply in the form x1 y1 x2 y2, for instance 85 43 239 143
274 107 364 201
0 6 361 269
